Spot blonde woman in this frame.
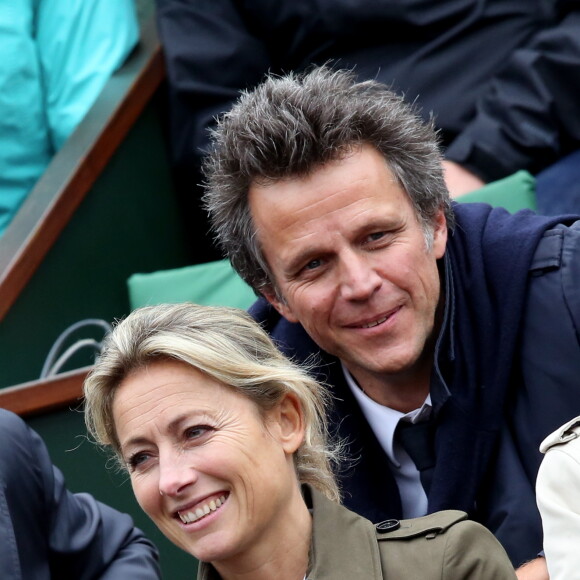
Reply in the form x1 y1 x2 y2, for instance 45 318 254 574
84 303 516 580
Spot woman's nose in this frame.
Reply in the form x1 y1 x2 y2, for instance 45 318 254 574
158 451 197 497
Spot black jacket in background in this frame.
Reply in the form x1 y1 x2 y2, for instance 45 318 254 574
157 0 580 186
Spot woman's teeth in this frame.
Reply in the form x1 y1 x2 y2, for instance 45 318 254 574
178 495 228 524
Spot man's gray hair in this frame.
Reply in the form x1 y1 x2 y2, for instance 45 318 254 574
203 65 453 294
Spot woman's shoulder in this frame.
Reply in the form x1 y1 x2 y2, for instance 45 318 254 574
376 511 516 579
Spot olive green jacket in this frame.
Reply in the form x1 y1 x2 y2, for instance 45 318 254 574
198 485 516 579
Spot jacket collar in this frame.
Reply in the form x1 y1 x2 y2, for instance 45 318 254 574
197 484 381 580
305 485 382 579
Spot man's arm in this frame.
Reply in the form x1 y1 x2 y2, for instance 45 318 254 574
0 409 160 579
442 160 485 198
445 6 580 182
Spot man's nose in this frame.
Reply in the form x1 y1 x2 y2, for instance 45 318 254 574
158 451 197 497
339 251 382 301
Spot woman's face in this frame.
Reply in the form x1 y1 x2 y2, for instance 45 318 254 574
112 359 305 567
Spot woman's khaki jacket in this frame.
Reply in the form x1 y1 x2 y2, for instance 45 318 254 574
198 484 516 579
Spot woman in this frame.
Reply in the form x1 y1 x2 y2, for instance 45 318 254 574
84 302 516 579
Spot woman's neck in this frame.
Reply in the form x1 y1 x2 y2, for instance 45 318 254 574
213 487 312 580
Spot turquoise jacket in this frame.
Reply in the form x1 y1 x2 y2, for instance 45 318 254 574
0 0 138 236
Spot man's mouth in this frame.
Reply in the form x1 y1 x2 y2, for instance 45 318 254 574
177 493 229 524
359 315 388 329
351 307 401 329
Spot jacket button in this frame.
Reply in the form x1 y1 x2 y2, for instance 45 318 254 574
376 519 401 532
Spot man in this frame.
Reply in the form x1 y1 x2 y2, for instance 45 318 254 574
157 0 580 263
0 408 161 578
202 67 580 578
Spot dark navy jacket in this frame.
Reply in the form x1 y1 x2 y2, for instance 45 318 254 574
250 203 580 567
0 409 161 579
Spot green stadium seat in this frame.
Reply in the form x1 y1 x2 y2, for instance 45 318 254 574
128 258 256 310
128 170 536 310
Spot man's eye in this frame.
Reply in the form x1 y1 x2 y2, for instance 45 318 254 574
368 231 385 242
305 258 322 270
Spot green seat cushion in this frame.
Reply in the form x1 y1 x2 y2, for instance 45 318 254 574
128 259 256 310
128 171 536 311
459 170 536 212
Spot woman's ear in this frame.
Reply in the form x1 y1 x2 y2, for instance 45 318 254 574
267 393 305 455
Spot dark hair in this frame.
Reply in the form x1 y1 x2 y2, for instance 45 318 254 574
203 65 453 293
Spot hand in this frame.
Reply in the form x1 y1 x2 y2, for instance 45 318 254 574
515 556 549 580
442 160 485 198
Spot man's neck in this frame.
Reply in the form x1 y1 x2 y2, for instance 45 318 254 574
345 363 432 413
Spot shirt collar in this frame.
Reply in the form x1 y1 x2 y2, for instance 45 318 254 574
339 253 455 415
342 362 432 466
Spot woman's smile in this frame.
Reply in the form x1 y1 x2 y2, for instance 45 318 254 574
176 492 229 526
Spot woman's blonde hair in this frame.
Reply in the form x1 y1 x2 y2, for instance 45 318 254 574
84 302 341 501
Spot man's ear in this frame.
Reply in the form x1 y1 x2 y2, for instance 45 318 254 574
432 208 448 259
261 287 299 323
267 393 305 455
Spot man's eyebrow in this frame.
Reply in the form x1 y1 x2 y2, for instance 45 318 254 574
282 219 402 272
285 248 317 270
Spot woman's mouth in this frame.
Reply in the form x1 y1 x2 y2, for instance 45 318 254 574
177 493 229 524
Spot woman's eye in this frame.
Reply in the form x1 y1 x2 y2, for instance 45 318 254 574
127 452 151 471
185 425 212 440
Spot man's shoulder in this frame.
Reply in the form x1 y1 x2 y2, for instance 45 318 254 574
530 219 580 273
452 202 574 242
0 409 51 481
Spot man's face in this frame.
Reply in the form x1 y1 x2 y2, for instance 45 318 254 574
249 145 447 394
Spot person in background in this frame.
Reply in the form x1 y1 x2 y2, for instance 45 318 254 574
83 302 517 580
155 0 580 259
0 0 138 237
202 66 580 579
536 416 580 580
0 407 160 579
